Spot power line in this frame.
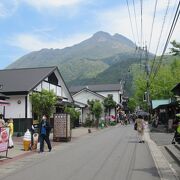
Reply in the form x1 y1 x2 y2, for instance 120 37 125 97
138 0 144 70
152 0 180 80
132 0 140 45
148 0 158 54
140 0 143 47
126 0 137 46
164 0 178 38
149 0 171 79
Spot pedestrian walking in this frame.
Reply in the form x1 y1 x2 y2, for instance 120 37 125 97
135 115 145 143
7 118 14 148
39 115 52 153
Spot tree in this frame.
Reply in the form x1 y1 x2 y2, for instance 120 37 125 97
170 40 180 56
103 94 116 117
30 89 57 120
134 60 180 109
87 99 95 120
64 107 80 128
92 100 103 128
127 98 136 112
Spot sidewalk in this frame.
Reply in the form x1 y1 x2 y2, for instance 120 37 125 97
145 128 179 180
150 131 174 146
0 127 97 166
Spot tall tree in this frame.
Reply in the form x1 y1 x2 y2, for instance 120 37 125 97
170 40 180 56
134 60 180 109
127 98 136 112
64 107 80 128
103 94 116 117
87 99 95 120
92 100 103 128
30 89 57 120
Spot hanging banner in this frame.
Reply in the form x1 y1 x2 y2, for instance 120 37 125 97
0 127 9 153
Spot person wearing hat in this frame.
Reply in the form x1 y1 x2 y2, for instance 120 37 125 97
8 119 14 148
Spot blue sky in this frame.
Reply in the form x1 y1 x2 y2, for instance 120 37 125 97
0 0 179 69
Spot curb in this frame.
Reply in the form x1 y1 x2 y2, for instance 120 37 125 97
144 129 179 180
175 144 180 151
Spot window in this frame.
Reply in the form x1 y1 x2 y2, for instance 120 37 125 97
0 84 3 90
48 72 58 85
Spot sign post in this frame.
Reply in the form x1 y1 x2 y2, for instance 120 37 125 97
0 127 10 159
53 114 71 142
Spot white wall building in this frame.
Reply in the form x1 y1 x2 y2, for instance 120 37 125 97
71 84 124 124
0 67 73 133
70 84 123 104
73 88 105 124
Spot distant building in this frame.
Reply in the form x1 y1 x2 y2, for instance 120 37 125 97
73 88 105 124
0 67 73 133
151 83 180 126
70 84 124 124
70 83 124 104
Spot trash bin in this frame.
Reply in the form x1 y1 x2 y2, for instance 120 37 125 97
23 129 31 151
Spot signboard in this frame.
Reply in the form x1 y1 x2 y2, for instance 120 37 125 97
0 127 9 153
53 114 71 142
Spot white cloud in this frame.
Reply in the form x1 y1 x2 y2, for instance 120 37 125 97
0 0 18 18
0 0 89 17
8 33 91 51
22 0 83 10
96 0 180 55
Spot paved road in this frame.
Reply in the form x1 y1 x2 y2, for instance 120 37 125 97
1 125 160 180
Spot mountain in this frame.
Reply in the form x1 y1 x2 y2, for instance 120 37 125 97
7 31 139 95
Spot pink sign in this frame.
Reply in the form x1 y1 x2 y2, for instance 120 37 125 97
0 127 9 152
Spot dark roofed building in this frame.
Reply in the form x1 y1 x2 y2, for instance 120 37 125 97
0 67 60 94
70 84 123 94
0 67 73 133
172 83 180 96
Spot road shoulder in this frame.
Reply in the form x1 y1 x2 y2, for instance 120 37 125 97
145 129 179 180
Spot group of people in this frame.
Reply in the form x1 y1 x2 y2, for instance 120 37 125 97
0 118 14 148
117 110 130 125
30 115 52 153
0 115 52 153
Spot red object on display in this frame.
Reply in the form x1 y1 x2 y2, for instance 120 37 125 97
0 127 9 153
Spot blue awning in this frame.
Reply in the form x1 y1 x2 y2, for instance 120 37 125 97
152 99 171 109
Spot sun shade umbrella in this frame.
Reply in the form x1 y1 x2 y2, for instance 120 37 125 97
0 100 10 106
136 110 149 117
0 93 9 100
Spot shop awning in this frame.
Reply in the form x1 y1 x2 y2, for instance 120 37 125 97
0 93 9 100
152 99 171 109
0 100 10 106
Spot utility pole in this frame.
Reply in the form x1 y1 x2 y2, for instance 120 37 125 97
144 45 151 121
